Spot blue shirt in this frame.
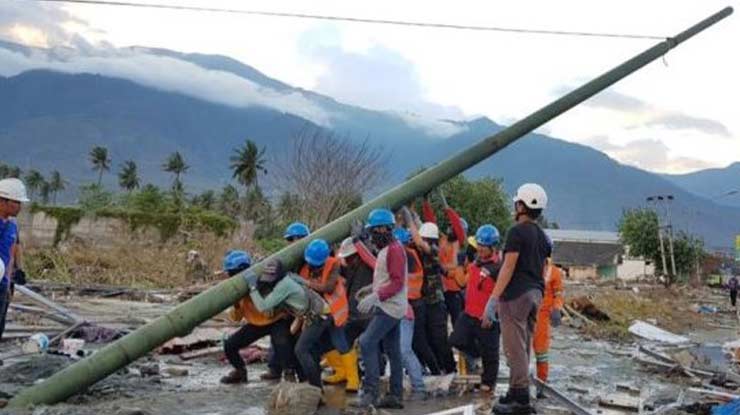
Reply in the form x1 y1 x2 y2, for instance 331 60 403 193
0 218 18 290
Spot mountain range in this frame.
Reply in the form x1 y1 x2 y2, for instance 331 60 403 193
1 40 738 249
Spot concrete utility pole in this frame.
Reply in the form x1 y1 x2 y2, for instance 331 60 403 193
647 195 670 281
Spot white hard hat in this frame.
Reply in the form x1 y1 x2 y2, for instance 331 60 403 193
0 178 30 203
419 222 439 239
513 183 548 210
338 237 357 259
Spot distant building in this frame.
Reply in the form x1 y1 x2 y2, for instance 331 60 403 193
545 229 650 280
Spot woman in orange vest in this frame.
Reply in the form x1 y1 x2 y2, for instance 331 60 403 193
219 250 292 384
533 236 564 397
296 239 357 391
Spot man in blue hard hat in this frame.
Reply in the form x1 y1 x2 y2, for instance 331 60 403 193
450 224 502 394
220 250 294 384
351 208 408 409
260 221 313 381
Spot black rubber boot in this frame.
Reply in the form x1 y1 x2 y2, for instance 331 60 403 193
377 394 404 409
492 388 535 414
220 368 247 384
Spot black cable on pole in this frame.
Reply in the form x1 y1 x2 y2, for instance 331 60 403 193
31 0 668 40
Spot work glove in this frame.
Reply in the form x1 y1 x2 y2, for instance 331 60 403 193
438 189 449 209
400 207 414 228
350 219 369 242
550 309 562 327
357 292 380 314
243 270 259 290
482 296 498 329
14 269 26 286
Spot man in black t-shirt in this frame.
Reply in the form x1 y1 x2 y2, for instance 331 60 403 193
489 183 551 415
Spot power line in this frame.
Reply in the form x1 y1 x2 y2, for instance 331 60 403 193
34 0 668 40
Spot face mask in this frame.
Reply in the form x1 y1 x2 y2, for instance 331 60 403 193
371 229 394 248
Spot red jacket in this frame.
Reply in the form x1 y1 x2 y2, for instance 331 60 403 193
464 258 499 320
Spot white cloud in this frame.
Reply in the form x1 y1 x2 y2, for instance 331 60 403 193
585 136 714 174
0 46 333 126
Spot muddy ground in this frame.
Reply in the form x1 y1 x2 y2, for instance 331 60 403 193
0 282 738 415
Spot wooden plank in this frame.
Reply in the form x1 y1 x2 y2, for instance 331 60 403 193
9 304 77 325
688 387 740 401
599 393 640 412
14 285 83 323
564 305 595 327
531 376 594 415
179 346 223 361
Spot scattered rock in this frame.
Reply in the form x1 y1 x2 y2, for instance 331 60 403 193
139 363 160 377
162 366 189 377
266 381 322 415
116 407 151 415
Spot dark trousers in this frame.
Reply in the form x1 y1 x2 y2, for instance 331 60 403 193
731 289 738 307
444 291 463 326
224 318 293 372
345 318 370 347
267 322 300 375
427 301 456 373
411 301 441 374
0 287 9 340
295 317 349 388
359 309 403 399
449 313 500 387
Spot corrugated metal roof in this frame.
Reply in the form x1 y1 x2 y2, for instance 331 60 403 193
545 229 620 244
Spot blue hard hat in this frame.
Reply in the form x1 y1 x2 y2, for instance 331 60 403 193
366 208 395 228
304 239 331 267
475 225 500 247
393 227 411 245
223 250 252 273
284 222 311 240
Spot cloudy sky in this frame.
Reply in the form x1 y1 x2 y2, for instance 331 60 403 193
1 0 738 174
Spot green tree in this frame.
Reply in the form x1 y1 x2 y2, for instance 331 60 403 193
230 139 267 190
0 164 9 178
78 183 113 211
218 184 240 217
424 175 513 237
192 190 216 211
163 151 188 186
39 179 52 204
618 208 661 268
124 184 171 213
89 146 111 186
24 169 45 201
118 160 140 192
49 170 66 205
7 166 21 178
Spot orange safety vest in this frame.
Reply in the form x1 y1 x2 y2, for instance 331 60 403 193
229 297 285 327
300 257 349 327
406 247 424 300
440 241 463 292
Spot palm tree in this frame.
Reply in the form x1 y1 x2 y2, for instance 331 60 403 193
24 170 45 201
118 160 140 192
89 146 111 186
49 170 66 205
230 139 267 190
162 151 189 187
39 179 52 205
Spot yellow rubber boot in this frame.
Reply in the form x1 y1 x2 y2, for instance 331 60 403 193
457 351 468 375
342 349 360 393
322 350 346 384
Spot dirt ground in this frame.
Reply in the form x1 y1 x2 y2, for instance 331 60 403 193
0 281 738 415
